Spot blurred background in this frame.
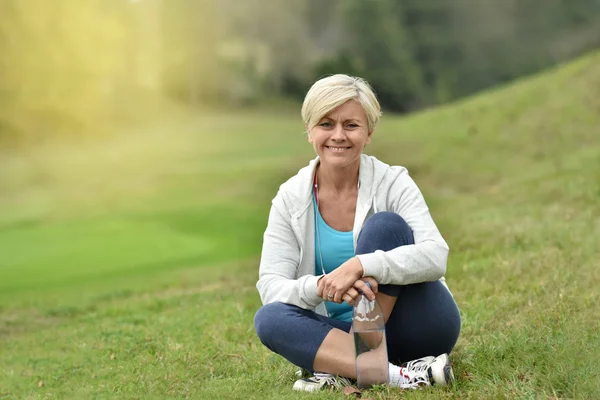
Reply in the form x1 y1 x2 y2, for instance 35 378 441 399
1 0 600 299
1 1 600 398
2 0 600 138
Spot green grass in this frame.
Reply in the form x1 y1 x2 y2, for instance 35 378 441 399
1 52 599 399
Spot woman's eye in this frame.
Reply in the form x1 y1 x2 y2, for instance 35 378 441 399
320 122 332 127
347 123 358 128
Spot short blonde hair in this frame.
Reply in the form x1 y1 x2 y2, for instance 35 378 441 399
301 74 382 132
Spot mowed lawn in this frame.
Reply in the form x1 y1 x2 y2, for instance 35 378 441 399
1 52 599 399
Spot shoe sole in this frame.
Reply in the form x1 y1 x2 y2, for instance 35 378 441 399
292 379 325 392
429 354 454 387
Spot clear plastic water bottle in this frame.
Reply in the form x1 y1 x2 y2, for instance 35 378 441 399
352 283 388 388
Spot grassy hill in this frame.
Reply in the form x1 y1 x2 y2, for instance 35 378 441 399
0 51 598 399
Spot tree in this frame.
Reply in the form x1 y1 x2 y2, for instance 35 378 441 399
331 0 425 112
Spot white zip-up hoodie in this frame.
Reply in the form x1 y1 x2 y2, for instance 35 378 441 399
256 154 450 316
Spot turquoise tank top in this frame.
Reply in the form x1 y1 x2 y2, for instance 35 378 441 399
313 195 355 322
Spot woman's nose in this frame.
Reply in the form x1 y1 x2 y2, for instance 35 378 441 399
331 124 346 140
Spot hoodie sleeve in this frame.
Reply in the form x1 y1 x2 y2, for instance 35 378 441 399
356 173 449 285
256 194 323 309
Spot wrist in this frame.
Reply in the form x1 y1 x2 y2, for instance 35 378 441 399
354 256 364 277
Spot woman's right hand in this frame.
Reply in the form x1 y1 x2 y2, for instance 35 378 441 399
342 277 378 306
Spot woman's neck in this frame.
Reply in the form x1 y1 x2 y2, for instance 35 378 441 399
316 161 360 193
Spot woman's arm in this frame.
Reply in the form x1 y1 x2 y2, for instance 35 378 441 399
355 173 449 285
256 198 324 309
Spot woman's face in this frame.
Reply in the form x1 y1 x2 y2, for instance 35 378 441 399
307 100 372 169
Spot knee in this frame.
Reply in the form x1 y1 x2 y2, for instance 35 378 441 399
357 212 414 253
254 302 290 344
364 212 411 234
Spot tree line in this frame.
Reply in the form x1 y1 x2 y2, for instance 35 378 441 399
204 0 600 112
1 0 599 142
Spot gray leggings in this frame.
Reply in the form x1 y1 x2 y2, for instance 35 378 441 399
254 212 461 372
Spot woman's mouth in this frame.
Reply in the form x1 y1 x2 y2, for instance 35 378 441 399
326 146 351 152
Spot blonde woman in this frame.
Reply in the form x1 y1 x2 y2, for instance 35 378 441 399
254 75 461 392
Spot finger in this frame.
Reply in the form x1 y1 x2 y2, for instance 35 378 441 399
324 282 334 301
318 275 331 298
346 287 359 299
333 289 343 304
364 277 378 294
361 277 378 295
316 276 324 297
342 293 354 306
323 286 336 302
353 280 375 300
344 289 359 306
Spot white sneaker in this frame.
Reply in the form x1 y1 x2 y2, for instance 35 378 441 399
390 353 454 389
292 372 353 392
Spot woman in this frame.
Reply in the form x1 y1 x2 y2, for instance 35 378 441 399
254 74 461 392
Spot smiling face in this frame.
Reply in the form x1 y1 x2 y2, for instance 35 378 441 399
307 100 372 169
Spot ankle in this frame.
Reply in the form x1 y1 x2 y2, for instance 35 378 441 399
388 362 405 385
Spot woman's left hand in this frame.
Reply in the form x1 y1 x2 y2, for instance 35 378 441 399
317 257 364 303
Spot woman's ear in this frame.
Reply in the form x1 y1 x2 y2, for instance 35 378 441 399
306 124 313 143
366 130 374 145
